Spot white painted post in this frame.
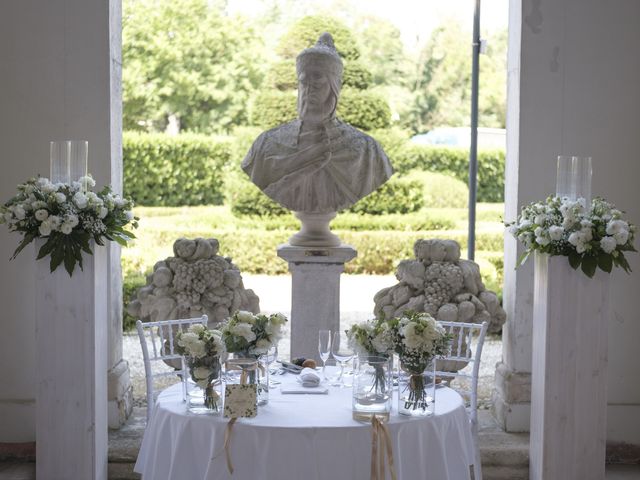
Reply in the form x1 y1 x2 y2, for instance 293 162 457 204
530 253 609 480
277 244 357 361
35 241 108 480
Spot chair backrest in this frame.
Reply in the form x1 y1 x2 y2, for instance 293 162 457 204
136 315 209 422
435 320 489 424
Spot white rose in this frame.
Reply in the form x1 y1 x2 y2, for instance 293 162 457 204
35 209 49 221
271 312 287 326
188 339 207 358
65 214 79 228
99 207 108 219
600 236 617 254
236 311 255 324
576 242 588 254
536 236 550 246
549 225 564 241
562 217 575 229
253 338 272 354
193 366 211 380
60 223 73 235
568 232 582 246
14 206 25 220
38 221 52 236
48 215 61 229
614 230 629 245
519 219 532 229
79 175 96 188
114 197 126 208
73 192 88 209
580 227 593 242
178 332 199 348
55 192 66 204
41 183 56 194
401 323 421 350
231 323 256 343
37 177 49 187
189 324 206 335
534 226 544 237
606 220 628 235
534 214 546 225
125 210 134 221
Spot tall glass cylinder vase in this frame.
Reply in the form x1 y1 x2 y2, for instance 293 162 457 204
230 353 269 406
398 359 437 416
352 355 392 422
185 355 222 415
50 141 88 187
556 155 592 204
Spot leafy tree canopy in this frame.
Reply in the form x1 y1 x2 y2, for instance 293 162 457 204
122 0 266 134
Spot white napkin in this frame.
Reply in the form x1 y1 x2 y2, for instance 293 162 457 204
298 368 321 387
281 368 328 394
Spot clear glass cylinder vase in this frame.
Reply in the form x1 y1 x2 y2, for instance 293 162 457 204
185 355 222 415
50 140 88 186
352 355 392 422
398 359 437 416
229 353 269 406
556 155 592 204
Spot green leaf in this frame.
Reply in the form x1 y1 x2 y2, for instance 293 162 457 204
49 246 65 273
568 252 581 270
617 252 632 273
63 251 76 276
597 254 613 273
36 236 58 260
11 232 36 260
581 256 597 278
516 250 530 267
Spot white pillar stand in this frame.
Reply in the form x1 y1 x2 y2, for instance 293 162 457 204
35 243 108 480
530 253 609 480
277 243 357 361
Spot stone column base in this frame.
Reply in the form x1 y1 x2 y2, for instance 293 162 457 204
492 361 531 432
108 359 133 429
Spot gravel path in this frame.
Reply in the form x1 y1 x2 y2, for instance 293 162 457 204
124 274 502 407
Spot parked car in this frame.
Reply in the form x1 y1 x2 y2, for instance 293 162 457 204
411 127 506 150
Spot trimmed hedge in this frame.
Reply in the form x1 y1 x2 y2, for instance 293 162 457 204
392 144 505 203
123 132 232 206
402 170 469 208
249 90 298 130
268 59 373 91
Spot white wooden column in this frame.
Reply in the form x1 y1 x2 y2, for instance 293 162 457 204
35 243 108 480
277 244 356 362
530 253 609 480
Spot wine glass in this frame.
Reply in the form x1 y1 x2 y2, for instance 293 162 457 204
331 331 354 387
318 330 332 381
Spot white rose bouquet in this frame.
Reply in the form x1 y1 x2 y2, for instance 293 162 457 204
388 311 452 412
507 196 636 277
175 324 225 410
346 318 395 394
0 175 138 275
220 310 288 357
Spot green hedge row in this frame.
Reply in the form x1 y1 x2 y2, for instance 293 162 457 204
392 144 505 203
123 132 232 206
123 132 505 206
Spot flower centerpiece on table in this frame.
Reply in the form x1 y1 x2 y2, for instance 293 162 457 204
346 318 394 393
388 311 452 414
0 175 138 275
176 324 225 412
220 311 288 405
506 196 636 277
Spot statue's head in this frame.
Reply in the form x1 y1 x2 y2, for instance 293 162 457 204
296 32 343 123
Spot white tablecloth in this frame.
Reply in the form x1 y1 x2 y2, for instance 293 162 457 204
134 370 474 480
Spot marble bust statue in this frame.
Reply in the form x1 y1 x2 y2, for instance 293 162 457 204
242 32 393 246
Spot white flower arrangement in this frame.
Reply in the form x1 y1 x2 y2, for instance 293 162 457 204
387 311 452 373
0 175 138 275
220 311 288 357
175 324 225 389
346 319 394 356
507 196 636 277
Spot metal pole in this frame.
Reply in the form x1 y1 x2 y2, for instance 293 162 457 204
468 0 481 260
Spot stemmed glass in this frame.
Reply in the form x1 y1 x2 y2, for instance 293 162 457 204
318 330 332 381
331 331 354 387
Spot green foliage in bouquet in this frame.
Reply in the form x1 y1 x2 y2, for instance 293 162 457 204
0 176 138 275
220 311 288 357
507 196 636 278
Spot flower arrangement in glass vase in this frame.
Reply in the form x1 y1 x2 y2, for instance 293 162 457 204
220 311 288 405
347 319 394 391
388 311 452 416
175 324 225 413
0 175 138 275
507 196 636 277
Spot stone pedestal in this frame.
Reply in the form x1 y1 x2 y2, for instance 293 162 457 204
35 243 108 480
277 244 357 361
530 253 609 480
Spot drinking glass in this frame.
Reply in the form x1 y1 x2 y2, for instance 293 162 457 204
318 330 332 381
262 346 280 386
331 331 354 387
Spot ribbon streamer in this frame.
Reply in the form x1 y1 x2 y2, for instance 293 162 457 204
370 415 397 480
224 417 238 474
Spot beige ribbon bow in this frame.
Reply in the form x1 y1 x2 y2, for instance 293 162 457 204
371 415 397 480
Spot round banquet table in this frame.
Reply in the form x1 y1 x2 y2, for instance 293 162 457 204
134 370 474 480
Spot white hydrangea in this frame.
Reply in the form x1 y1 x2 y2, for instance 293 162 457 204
231 323 256 343
35 209 49 222
65 214 79 228
73 192 88 209
600 236 617 254
55 192 66 203
236 311 256 324
606 220 628 235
